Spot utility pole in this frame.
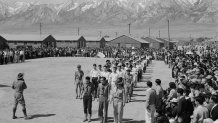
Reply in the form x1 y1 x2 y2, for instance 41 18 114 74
100 31 102 37
78 27 80 36
159 30 160 38
167 19 170 48
149 27 151 37
40 22 42 37
128 23 131 35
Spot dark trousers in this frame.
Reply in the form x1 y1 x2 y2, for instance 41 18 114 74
92 77 98 97
143 65 146 73
138 69 142 81
98 98 108 123
83 95 92 114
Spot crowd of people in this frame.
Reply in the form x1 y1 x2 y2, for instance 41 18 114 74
11 44 218 123
0 46 161 65
156 46 218 123
0 49 25 65
75 53 153 123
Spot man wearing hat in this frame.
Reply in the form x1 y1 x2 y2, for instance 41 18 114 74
123 68 133 103
75 64 84 99
12 73 30 120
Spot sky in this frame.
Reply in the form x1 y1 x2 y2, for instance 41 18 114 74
6 0 69 5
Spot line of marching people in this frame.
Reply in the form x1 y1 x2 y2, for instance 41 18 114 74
74 55 152 123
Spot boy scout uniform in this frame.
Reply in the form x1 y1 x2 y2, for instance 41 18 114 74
97 83 110 123
82 82 95 122
123 72 133 102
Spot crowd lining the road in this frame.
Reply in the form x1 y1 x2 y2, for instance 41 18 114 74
9 44 218 123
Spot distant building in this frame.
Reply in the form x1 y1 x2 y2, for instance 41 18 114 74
157 38 175 49
141 37 163 49
0 35 8 50
84 37 108 48
53 35 84 48
108 35 149 48
2 34 47 48
42 35 57 48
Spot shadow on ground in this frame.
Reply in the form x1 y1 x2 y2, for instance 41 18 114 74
132 94 146 97
130 99 146 102
0 84 10 88
30 114 56 119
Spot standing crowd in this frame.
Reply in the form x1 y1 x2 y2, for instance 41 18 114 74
11 45 218 123
1 47 160 65
154 47 218 123
75 52 153 123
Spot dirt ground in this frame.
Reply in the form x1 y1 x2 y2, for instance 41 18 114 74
0 58 174 123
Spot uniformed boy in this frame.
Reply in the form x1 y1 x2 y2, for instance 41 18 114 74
123 68 133 103
97 77 110 123
12 73 30 120
81 76 95 122
75 65 84 99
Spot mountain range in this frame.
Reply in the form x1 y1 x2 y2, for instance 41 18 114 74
0 0 217 26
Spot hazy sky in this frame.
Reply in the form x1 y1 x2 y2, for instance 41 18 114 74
6 0 69 4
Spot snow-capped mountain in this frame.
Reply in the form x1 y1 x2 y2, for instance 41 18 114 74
0 0 217 25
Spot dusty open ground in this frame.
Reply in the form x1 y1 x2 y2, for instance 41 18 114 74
0 58 174 123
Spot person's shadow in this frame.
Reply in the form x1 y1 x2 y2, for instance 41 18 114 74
0 84 10 88
30 114 56 119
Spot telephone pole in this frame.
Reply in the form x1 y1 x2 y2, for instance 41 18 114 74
128 23 131 35
40 23 42 37
78 27 80 36
149 27 151 37
159 30 160 38
115 32 118 37
100 31 102 37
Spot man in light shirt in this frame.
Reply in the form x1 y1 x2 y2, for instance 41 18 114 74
117 63 125 79
132 63 138 87
100 65 110 81
90 64 100 98
108 65 119 93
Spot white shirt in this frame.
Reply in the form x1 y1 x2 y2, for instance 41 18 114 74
109 72 119 85
101 71 110 80
131 67 138 75
117 70 125 78
90 69 100 78
20 50 24 55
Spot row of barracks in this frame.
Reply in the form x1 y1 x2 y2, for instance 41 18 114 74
0 34 175 49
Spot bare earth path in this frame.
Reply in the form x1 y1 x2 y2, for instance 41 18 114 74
0 58 173 123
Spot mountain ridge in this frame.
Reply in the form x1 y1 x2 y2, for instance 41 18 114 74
0 0 217 25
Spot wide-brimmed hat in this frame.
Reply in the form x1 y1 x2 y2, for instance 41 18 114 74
17 73 24 80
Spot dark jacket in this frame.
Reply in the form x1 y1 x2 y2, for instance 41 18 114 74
211 104 218 121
